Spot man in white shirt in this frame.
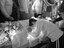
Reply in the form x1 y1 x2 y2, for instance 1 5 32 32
28 19 63 42
26 18 63 48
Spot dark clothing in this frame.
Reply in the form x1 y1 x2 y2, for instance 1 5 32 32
18 11 31 20
53 16 63 23
0 10 10 23
46 6 52 12
11 4 18 21
49 32 64 48
30 37 51 48
59 33 64 48
59 1 64 13
11 0 19 21
29 18 37 26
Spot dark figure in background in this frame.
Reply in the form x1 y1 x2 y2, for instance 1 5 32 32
11 0 19 21
18 0 31 20
18 11 31 20
59 0 64 13
58 1 64 48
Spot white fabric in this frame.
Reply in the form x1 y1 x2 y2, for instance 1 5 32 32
27 27 44 47
32 0 43 14
31 17 39 20
46 17 52 21
38 30 44 42
8 30 16 40
12 28 28 48
37 19 63 42
27 24 38 42
0 33 8 44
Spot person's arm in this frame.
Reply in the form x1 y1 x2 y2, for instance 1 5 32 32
0 0 14 20
43 20 63 42
1 7 14 20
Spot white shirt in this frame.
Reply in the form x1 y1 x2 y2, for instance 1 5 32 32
32 0 43 14
37 19 63 42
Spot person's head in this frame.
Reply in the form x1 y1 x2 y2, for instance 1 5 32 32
29 17 37 26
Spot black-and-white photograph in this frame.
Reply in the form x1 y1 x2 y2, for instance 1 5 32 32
0 0 64 48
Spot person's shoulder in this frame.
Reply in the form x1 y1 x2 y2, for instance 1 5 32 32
36 19 51 24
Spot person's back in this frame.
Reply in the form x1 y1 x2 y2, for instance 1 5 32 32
27 19 63 48
36 19 63 42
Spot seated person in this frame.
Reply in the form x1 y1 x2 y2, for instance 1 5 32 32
27 18 63 48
